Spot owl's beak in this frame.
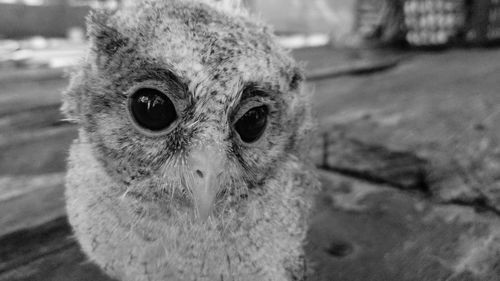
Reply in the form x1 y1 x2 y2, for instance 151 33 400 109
187 145 224 221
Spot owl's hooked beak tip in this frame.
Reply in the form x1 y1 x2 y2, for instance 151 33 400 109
187 146 225 222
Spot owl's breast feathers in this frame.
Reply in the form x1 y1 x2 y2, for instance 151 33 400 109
66 137 319 281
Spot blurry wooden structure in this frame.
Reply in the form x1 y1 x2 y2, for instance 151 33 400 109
0 0 121 39
355 0 500 47
249 0 355 37
403 0 466 46
0 1 88 38
466 0 500 45
354 0 407 45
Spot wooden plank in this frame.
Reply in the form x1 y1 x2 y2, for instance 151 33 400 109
2 172 500 281
0 217 73 274
0 217 113 281
0 245 114 281
0 68 64 84
312 48 500 212
306 172 500 281
292 46 404 80
0 78 67 116
0 103 69 133
0 126 77 175
319 129 429 192
0 174 66 237
1 47 500 280
306 56 401 81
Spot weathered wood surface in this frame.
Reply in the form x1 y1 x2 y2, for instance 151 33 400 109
309 172 500 281
2 173 500 281
313 48 500 212
0 174 65 237
312 128 429 191
0 217 113 281
2 47 500 280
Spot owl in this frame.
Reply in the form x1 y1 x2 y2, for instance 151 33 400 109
62 0 320 280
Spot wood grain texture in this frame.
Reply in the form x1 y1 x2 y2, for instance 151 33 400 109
2 47 500 280
0 174 65 237
315 128 429 192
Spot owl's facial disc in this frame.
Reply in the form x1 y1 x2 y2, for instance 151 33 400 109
186 145 225 221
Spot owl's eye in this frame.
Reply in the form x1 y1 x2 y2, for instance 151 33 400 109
234 105 269 143
129 88 177 132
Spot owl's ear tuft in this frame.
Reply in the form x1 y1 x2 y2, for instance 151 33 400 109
87 10 129 56
289 67 304 91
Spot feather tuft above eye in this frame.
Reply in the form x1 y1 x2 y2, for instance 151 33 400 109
87 10 129 56
289 68 304 91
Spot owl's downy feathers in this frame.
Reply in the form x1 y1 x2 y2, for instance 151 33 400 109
63 0 319 280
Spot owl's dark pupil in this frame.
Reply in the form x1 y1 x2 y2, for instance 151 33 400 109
235 105 268 143
129 88 177 132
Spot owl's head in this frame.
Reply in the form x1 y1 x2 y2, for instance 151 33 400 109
63 0 313 220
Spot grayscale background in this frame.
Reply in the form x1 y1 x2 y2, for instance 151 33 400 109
1 1 500 280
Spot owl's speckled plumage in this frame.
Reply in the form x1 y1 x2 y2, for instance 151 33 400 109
63 0 320 280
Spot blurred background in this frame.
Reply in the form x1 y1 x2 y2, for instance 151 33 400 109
1 1 500 280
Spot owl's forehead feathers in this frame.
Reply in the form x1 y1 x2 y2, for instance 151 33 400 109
87 0 301 101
